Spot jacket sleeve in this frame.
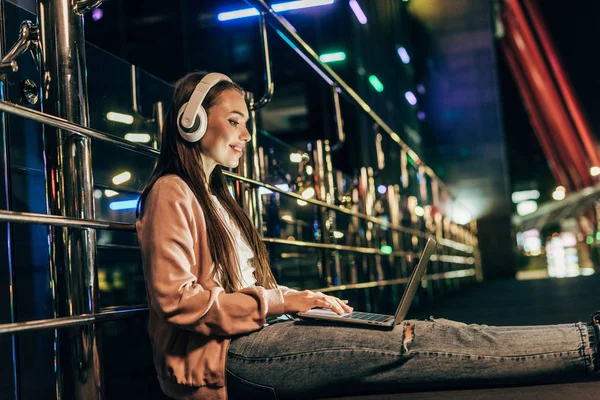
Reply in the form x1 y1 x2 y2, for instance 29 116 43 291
278 285 298 296
137 178 285 336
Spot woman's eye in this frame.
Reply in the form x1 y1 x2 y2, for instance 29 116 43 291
229 120 240 127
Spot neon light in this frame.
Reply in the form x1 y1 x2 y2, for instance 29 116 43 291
405 91 417 105
417 111 426 120
349 0 367 24
319 51 346 63
397 47 410 64
368 75 384 92
106 112 134 125
380 245 393 254
276 30 334 85
290 153 303 163
218 0 335 21
125 133 151 143
92 8 103 22
112 171 131 185
109 199 139 211
414 206 425 217
104 190 119 198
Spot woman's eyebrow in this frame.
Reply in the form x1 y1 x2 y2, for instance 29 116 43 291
230 110 249 122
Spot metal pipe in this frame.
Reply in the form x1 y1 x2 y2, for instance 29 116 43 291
73 0 102 15
243 0 461 206
0 306 147 336
130 65 139 113
0 209 134 230
0 103 474 250
523 0 600 171
311 268 476 293
37 0 101 397
500 39 571 189
248 11 274 111
0 0 19 396
0 100 160 157
244 0 469 217
330 84 345 151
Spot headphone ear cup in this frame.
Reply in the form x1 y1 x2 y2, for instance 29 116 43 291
177 103 208 142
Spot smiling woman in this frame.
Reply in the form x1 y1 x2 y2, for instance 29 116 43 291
134 72 600 400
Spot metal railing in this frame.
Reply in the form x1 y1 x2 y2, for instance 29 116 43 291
0 1 480 399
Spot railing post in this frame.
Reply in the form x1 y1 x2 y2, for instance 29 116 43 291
36 0 101 399
239 92 263 232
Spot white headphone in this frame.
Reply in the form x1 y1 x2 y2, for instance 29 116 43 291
177 72 233 143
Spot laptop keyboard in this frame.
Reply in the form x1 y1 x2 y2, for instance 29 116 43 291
343 311 392 323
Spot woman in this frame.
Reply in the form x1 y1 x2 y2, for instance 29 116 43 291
137 72 599 400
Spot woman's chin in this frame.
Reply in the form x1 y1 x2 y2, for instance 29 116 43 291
224 160 240 169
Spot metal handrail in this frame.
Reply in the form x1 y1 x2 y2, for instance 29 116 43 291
0 100 160 157
248 12 275 111
0 265 477 335
0 207 475 255
262 238 474 260
0 305 147 335
244 0 461 206
0 102 474 252
312 268 476 293
0 209 134 231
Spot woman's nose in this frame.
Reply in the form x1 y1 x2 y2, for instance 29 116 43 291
241 128 251 142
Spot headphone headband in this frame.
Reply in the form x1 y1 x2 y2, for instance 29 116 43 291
180 73 233 130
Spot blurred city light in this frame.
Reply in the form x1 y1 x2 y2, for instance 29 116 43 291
319 51 347 63
109 199 139 211
290 153 303 163
591 166 600 176
301 187 315 199
125 133 151 143
92 8 103 22
414 206 425 217
349 0 367 24
397 46 410 64
218 0 335 21
112 171 131 185
516 200 538 216
511 189 540 203
552 186 566 201
405 91 417 105
380 245 393 254
104 190 119 197
332 231 344 239
106 112 134 124
368 75 384 92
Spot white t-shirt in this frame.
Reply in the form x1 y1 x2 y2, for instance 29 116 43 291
209 194 257 288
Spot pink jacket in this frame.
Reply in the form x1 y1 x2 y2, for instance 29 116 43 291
136 175 287 399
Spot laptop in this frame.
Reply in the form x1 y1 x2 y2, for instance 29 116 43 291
297 237 436 329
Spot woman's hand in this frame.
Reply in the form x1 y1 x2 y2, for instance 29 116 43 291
283 290 353 315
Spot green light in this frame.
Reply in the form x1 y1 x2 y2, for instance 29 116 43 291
596 232 600 241
381 245 393 254
319 51 346 63
586 236 594 245
368 75 384 92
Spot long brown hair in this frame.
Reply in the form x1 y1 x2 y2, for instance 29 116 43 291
137 72 277 292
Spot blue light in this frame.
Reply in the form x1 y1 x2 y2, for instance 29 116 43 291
218 0 335 21
397 47 410 64
377 185 387 194
109 199 139 211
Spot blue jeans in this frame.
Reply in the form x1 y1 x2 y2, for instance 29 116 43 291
227 315 599 399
